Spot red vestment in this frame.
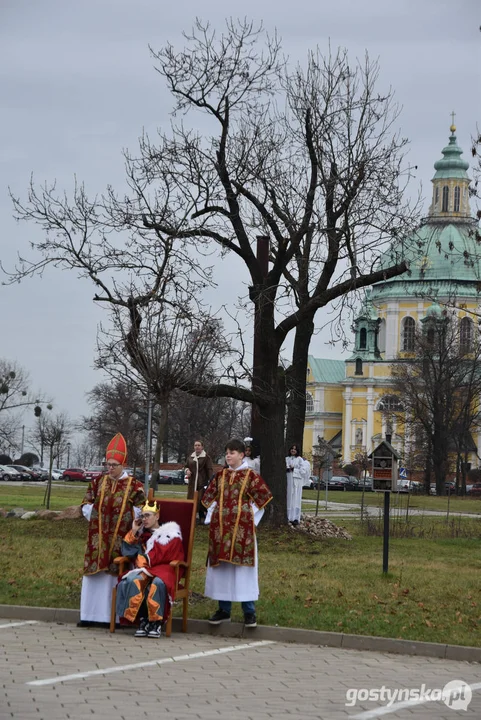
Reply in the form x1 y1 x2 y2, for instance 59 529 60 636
202 468 272 567
81 474 145 575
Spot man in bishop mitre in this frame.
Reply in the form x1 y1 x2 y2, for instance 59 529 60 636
79 433 146 626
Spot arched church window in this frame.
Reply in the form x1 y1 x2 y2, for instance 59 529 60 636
426 327 435 345
459 317 472 354
442 186 449 212
355 358 363 375
359 327 367 350
306 391 314 412
402 317 415 351
377 395 403 412
435 187 439 205
454 186 460 212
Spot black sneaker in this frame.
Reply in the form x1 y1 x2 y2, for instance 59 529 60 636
147 621 162 638
244 613 257 628
208 609 231 625
134 618 148 637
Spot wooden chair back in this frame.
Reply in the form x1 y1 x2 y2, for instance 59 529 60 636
149 490 198 588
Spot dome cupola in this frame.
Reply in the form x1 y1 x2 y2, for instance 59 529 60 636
429 117 470 219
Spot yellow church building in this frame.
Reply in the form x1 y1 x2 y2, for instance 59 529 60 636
304 123 481 466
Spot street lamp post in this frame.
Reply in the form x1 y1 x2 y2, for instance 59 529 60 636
67 442 71 467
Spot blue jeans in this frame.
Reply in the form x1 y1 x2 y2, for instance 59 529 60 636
219 600 255 615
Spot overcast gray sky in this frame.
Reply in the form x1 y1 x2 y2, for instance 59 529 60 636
0 0 479 435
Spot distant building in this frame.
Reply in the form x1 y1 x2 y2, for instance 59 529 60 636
304 122 480 468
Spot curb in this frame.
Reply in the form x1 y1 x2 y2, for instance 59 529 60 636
1 604 480 663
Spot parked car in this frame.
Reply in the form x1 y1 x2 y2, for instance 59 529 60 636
157 469 185 485
429 482 456 495
84 466 106 483
467 483 481 497
33 467 65 481
0 465 22 481
31 466 49 481
125 468 145 481
313 475 351 491
350 476 374 492
62 468 87 482
8 464 41 481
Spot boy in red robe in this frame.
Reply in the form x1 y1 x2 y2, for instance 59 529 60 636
202 438 272 628
116 500 184 638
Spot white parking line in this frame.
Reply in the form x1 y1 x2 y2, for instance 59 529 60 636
351 681 481 719
0 621 39 630
27 639 275 686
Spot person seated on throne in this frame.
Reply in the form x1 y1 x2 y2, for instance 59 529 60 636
116 500 184 638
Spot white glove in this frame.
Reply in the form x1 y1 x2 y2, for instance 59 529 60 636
82 503 93 521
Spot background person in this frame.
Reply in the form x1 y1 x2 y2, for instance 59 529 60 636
79 433 145 626
184 439 213 524
285 444 308 526
116 500 184 638
244 438 261 473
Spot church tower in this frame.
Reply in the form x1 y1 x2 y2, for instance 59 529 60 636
429 115 471 220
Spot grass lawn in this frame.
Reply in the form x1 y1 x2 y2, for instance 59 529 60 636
1 484 480 647
303 488 481 515
0 483 187 511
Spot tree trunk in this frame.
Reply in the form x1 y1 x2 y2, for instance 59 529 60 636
150 398 169 490
423 449 432 495
162 406 169 463
285 313 315 455
250 294 287 526
45 446 54 509
433 428 448 495
256 372 287 526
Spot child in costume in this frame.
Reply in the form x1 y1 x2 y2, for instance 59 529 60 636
202 438 272 628
116 500 184 638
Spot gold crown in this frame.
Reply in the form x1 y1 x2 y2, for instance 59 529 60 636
141 500 159 514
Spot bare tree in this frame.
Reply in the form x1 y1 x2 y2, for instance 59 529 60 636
391 310 481 495
0 359 48 454
73 439 98 468
96 304 237 479
352 451 371 521
31 413 71 508
168 389 250 462
7 20 420 523
82 379 146 468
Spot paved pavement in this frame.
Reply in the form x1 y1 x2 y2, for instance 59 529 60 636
1 618 479 719
303 498 481 518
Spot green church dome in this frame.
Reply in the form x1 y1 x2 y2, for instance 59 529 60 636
424 301 443 317
371 221 481 301
370 126 479 303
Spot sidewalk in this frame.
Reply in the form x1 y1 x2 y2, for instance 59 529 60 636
0 612 480 720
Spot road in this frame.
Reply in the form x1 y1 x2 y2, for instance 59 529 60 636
1 618 480 719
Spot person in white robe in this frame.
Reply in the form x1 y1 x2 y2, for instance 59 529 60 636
285 444 308 525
